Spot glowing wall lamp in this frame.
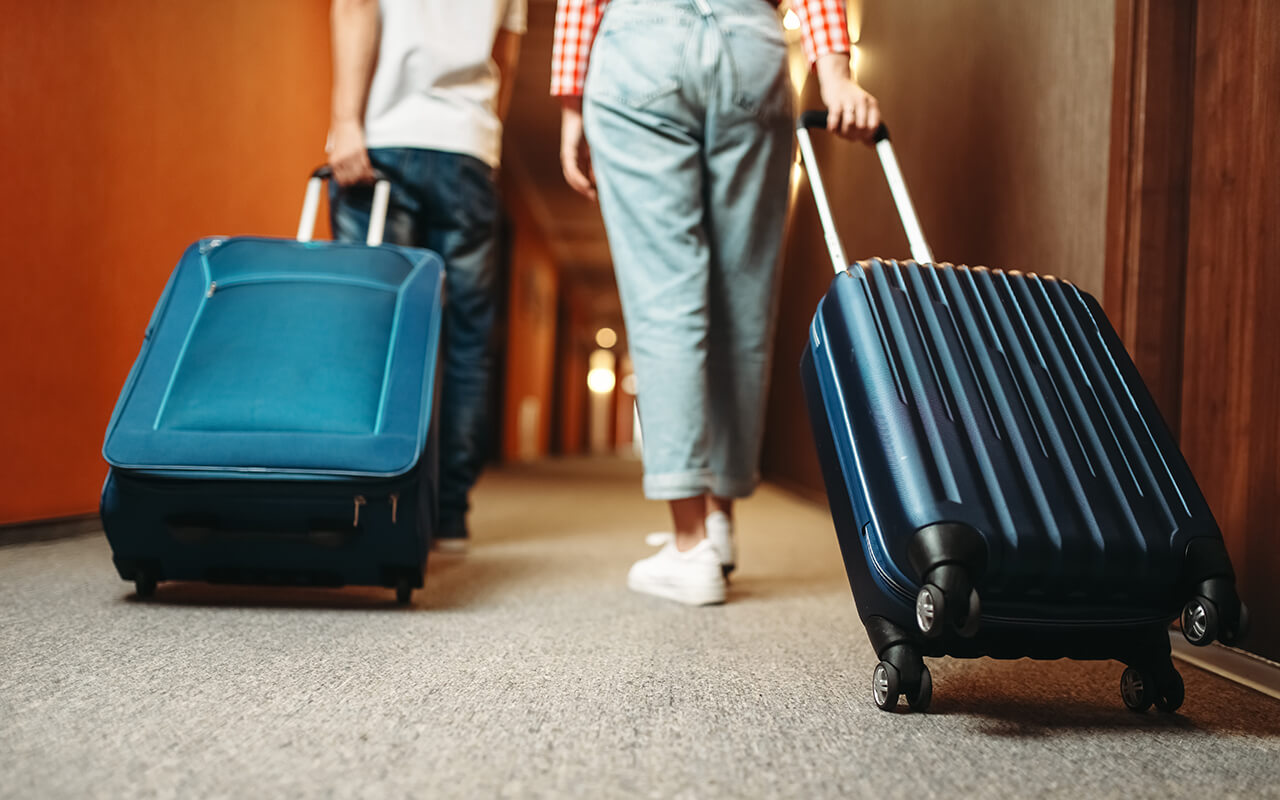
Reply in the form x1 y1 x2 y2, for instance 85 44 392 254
587 349 617 394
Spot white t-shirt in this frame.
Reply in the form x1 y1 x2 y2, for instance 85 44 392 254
364 0 527 168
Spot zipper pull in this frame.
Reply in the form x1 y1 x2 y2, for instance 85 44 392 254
353 495 367 527
389 493 399 525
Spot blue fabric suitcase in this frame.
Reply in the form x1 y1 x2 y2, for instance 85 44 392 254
795 114 1248 713
100 168 444 604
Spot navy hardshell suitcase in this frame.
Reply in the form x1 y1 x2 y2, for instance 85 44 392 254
795 113 1247 713
100 168 443 604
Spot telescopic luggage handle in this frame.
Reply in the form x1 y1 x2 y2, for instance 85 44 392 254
296 165 392 247
795 112 933 273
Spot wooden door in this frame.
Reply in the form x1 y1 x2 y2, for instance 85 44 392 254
1107 0 1280 661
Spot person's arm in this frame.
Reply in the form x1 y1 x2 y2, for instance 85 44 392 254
795 0 879 141
552 0 608 199
327 0 380 186
814 52 879 141
559 96 595 199
492 29 523 122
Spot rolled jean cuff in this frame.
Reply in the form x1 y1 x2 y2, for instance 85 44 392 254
642 469 717 500
711 473 760 500
641 470 760 500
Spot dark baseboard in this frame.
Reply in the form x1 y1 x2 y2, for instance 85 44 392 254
1170 631 1280 700
0 513 101 548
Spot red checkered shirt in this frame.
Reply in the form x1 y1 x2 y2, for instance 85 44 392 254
551 0 851 96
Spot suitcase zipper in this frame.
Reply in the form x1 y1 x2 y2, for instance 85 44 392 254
355 493 401 526
863 526 1169 627
863 529 917 604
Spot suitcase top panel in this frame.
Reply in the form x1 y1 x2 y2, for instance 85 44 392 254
103 236 444 479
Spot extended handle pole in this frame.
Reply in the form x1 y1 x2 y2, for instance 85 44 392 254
795 114 934 269
296 165 391 247
795 125 850 275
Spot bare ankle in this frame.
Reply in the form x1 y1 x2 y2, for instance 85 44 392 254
669 495 708 551
674 530 706 552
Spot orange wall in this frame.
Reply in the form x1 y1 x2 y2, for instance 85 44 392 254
555 299 590 456
0 3 331 524
501 183 560 462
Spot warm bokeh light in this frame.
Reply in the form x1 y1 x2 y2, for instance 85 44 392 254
588 368 616 394
588 348 617 393
620 373 638 395
595 327 618 348
782 9 800 30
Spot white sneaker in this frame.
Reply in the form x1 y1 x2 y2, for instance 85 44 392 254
644 513 737 577
627 538 726 606
704 511 736 577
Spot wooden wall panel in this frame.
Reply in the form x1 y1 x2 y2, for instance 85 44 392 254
501 185 560 462
1180 0 1280 661
1103 0 1196 427
555 306 589 456
763 0 1117 496
0 2 331 524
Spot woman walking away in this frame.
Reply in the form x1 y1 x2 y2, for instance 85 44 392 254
554 0 879 605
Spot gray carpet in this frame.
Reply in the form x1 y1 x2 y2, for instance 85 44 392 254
2 457 1278 799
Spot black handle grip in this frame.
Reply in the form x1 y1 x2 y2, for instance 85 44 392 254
310 165 390 182
796 112 889 143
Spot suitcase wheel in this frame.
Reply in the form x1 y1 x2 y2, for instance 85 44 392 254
1182 574 1250 647
395 577 413 605
1121 663 1184 713
906 665 933 712
1180 596 1219 646
1223 603 1251 645
915 583 981 639
955 589 982 638
134 570 157 600
1152 667 1185 713
872 660 933 713
915 585 946 638
872 661 901 710
1120 666 1153 712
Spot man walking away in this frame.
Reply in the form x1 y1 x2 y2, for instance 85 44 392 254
327 0 526 552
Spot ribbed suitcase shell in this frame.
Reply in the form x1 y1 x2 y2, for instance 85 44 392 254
803 259 1219 628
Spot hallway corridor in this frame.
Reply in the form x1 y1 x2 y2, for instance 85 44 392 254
3 458 1278 798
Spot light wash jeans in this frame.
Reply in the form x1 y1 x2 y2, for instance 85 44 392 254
330 148 499 538
584 0 794 500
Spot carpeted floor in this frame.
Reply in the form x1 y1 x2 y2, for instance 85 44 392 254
2 458 1279 799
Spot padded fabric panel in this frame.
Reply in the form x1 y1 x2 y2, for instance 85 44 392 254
103 236 444 478
159 283 394 434
209 238 414 288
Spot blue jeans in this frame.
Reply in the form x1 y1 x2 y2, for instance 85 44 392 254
331 148 499 536
584 0 794 499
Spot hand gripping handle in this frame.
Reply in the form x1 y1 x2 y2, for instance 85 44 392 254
794 113 933 273
296 165 392 247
